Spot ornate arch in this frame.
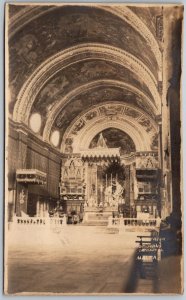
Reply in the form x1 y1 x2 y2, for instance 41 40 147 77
63 118 151 153
43 80 158 142
60 103 158 153
13 43 161 124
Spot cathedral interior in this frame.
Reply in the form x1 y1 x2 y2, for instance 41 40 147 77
7 4 182 226
5 4 184 295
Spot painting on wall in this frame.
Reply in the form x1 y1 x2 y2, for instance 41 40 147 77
90 127 136 155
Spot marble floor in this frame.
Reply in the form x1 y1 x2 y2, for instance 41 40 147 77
5 225 182 295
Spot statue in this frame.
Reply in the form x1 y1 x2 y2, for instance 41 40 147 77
88 196 93 207
113 181 124 206
134 177 139 200
104 185 113 206
89 195 97 207
19 189 26 204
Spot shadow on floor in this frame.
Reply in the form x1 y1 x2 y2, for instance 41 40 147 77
124 226 182 294
123 250 159 293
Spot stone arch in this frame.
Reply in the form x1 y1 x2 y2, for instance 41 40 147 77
61 115 154 153
75 121 150 152
61 102 158 153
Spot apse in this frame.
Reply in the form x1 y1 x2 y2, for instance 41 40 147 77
89 127 136 155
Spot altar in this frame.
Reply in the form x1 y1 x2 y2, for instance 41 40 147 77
83 171 125 210
81 153 126 211
59 133 160 222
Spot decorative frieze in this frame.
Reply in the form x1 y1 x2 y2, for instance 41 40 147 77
60 157 86 200
136 152 159 169
61 103 158 153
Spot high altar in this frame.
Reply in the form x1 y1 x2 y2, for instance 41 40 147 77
59 134 160 220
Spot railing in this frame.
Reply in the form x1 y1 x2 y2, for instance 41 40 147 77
123 218 159 227
13 216 67 227
108 217 161 228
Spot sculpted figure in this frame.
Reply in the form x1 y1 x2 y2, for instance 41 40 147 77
113 181 124 205
104 185 113 206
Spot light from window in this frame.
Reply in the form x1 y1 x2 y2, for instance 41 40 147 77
51 130 60 147
29 113 42 133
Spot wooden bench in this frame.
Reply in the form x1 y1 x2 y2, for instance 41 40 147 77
135 232 165 279
136 233 162 262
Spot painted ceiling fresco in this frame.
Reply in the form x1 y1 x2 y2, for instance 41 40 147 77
9 4 161 153
40 87 144 138
45 86 155 141
41 86 153 144
89 127 136 155
28 59 154 117
8 5 158 108
130 6 162 41
9 4 27 17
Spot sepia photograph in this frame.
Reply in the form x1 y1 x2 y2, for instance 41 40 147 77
4 2 183 295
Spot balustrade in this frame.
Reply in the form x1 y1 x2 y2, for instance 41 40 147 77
13 216 66 227
108 217 161 228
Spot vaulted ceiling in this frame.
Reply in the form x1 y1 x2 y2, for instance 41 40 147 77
8 4 163 152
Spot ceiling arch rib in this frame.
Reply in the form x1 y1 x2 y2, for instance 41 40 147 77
9 5 161 70
13 43 161 124
43 80 158 143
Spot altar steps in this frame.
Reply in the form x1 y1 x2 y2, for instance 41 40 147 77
82 211 112 226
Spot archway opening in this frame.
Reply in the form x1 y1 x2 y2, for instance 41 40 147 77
89 127 136 155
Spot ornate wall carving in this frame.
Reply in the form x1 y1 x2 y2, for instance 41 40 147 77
136 153 159 169
61 102 158 153
60 157 86 200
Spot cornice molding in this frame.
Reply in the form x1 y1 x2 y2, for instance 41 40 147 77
8 119 62 159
